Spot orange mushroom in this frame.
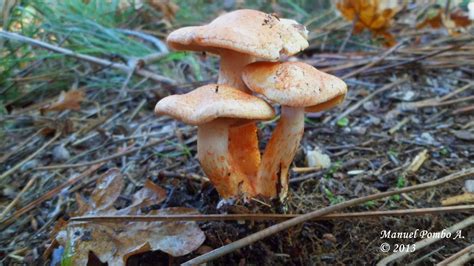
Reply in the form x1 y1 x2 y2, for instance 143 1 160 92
154 84 275 198
166 9 308 181
242 62 347 200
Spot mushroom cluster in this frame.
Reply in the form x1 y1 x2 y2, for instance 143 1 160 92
155 9 347 201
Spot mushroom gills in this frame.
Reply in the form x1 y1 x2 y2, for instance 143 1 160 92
305 94 345 113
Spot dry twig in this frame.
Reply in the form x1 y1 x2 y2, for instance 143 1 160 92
70 205 474 223
0 175 38 220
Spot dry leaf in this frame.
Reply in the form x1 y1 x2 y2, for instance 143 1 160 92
417 8 472 36
128 180 167 209
416 7 443 29
58 208 205 265
90 168 124 213
41 90 85 113
337 0 400 47
116 179 168 215
450 10 471 27
55 169 204 265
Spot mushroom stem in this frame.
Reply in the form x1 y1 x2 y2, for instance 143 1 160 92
256 107 305 199
218 50 261 191
218 50 255 92
197 120 252 198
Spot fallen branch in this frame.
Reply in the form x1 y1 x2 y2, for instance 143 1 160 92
377 216 474 265
182 167 474 265
0 31 176 85
70 205 474 223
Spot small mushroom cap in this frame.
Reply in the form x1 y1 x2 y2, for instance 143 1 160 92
167 9 308 60
242 62 347 112
154 84 275 125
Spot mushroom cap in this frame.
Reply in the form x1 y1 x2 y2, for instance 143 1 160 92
242 62 347 112
154 84 275 125
167 9 308 60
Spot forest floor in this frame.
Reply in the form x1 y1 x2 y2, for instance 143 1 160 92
0 1 473 265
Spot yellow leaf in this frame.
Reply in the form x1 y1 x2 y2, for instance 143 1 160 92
370 15 387 30
336 0 400 47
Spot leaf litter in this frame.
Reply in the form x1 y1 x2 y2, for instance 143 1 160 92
53 169 205 265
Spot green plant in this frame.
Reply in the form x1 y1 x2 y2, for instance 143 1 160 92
396 175 406 188
336 117 349 127
324 187 345 205
324 160 342 179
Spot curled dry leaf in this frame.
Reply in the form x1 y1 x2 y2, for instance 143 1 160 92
55 168 205 265
40 90 85 113
337 0 400 46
